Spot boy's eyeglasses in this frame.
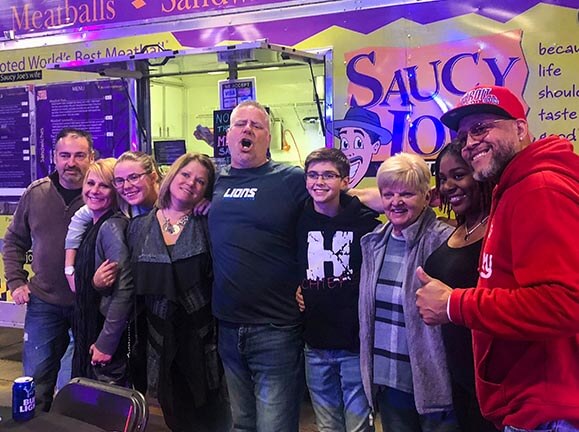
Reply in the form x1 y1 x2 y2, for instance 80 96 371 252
305 171 343 181
457 119 510 143
113 171 151 188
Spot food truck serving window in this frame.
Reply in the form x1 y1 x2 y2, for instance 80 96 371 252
46 40 333 157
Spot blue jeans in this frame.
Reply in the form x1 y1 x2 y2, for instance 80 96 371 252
23 295 74 411
56 329 74 391
505 421 579 432
218 321 305 432
376 386 459 432
305 346 371 432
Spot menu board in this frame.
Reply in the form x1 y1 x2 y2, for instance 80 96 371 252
154 139 186 166
0 87 32 195
213 109 232 160
35 79 130 177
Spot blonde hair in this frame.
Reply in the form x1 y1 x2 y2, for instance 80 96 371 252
115 151 163 183
84 158 118 210
156 153 215 210
115 151 161 216
376 152 431 194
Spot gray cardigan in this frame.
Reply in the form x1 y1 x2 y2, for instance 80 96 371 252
359 207 454 414
93 214 134 355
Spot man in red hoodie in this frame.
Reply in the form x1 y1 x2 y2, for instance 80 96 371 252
415 85 579 432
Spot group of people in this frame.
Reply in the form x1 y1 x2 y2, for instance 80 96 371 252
3 85 578 432
4 134 228 431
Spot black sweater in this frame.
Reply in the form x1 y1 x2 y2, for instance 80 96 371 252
297 193 380 351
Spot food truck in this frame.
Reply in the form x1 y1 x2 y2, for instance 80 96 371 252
0 0 577 325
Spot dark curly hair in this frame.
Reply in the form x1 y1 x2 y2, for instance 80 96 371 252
433 139 493 226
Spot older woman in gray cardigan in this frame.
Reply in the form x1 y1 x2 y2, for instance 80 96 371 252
358 153 456 432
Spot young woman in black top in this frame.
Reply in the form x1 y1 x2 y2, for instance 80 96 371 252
424 140 496 432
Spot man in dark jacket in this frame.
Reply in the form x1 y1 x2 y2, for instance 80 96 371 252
3 128 94 411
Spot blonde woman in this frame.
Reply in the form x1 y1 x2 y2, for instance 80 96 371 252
65 152 162 390
71 158 133 385
358 153 456 432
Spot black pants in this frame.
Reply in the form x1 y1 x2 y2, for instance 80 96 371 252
129 310 148 394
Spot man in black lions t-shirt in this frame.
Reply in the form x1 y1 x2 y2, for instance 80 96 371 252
209 101 308 432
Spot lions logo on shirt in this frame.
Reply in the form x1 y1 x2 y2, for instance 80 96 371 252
223 188 258 199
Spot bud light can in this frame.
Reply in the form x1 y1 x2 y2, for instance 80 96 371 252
12 376 35 422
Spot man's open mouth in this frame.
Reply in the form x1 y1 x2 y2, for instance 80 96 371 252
241 138 252 148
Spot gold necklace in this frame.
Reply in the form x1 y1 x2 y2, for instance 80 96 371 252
464 216 489 240
161 210 191 235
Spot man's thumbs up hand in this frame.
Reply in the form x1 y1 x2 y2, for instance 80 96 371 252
415 266 452 326
416 266 434 285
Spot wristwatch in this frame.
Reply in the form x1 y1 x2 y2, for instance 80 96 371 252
64 266 75 276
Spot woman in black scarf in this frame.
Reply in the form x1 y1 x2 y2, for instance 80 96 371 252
72 158 133 385
128 153 230 432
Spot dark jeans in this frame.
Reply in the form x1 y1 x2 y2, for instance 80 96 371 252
56 330 74 392
23 295 74 411
218 321 305 432
376 386 459 432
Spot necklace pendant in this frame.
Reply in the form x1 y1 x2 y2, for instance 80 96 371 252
161 210 190 235
463 216 489 241
163 222 180 235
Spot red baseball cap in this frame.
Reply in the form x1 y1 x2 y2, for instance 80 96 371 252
441 85 527 131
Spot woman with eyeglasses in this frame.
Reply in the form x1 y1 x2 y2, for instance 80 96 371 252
127 153 230 432
422 140 496 432
91 151 164 287
71 158 133 384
